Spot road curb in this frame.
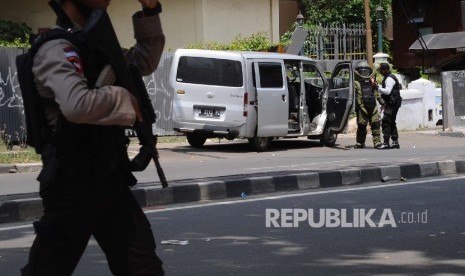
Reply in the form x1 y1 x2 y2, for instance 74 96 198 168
1 159 465 224
0 164 16 174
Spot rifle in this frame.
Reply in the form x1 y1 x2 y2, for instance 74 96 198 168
82 9 168 188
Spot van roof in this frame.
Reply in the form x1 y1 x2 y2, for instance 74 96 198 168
174 49 315 62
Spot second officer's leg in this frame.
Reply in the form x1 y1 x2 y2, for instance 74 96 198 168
390 107 400 148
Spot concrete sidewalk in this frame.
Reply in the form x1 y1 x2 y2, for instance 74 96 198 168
1 130 465 224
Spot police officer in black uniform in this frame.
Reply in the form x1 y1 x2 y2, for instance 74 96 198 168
21 0 165 275
373 63 402 149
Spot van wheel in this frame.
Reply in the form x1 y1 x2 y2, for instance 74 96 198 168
320 128 337 147
186 133 207 148
248 137 271 152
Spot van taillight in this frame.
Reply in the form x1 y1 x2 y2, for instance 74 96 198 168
243 92 248 117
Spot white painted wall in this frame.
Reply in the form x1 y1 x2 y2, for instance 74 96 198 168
395 89 424 131
201 0 280 43
394 79 441 131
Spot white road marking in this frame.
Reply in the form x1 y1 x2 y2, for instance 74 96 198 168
245 159 368 171
1 175 465 232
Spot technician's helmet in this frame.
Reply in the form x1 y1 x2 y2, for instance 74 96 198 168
355 61 373 77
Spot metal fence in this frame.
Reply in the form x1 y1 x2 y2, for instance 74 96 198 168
0 47 27 143
143 51 175 136
304 23 367 62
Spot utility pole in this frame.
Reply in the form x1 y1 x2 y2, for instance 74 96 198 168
364 0 373 67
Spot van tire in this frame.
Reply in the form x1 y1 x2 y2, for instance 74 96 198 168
320 128 337 147
248 137 271 152
186 133 207 148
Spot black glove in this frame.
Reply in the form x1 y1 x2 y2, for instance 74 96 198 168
130 145 153 172
142 2 162 16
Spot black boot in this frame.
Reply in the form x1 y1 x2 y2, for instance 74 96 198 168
378 139 390 150
391 141 400 149
354 143 365 148
378 143 390 149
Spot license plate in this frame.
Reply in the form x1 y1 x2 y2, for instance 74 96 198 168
199 109 221 118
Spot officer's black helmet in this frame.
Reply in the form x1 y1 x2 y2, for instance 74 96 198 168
355 61 372 77
54 0 92 17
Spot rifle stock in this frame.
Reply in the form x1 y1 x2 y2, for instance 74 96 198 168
82 9 168 188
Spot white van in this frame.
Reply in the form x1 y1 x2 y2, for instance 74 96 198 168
170 49 354 151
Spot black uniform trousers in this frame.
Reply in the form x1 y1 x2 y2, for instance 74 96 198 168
382 104 399 143
21 150 164 276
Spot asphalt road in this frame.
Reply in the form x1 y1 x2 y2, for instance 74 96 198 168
134 132 465 184
3 132 465 195
1 176 464 275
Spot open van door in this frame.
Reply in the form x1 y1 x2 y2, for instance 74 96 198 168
253 61 288 137
322 61 354 146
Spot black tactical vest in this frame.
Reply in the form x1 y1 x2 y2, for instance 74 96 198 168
381 74 402 107
47 31 133 184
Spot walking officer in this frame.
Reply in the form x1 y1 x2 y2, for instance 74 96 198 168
21 0 166 275
354 61 383 149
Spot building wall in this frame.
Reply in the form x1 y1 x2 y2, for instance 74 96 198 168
200 0 279 44
279 0 299 36
392 0 462 70
0 0 281 49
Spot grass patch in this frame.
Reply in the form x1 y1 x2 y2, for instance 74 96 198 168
157 135 187 143
0 135 187 164
129 135 187 145
0 142 41 164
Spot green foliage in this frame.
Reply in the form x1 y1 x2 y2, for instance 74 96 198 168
0 20 32 48
302 0 391 26
280 22 297 47
186 32 275 51
298 0 392 57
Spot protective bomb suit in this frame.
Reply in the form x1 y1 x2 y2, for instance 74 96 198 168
354 61 383 148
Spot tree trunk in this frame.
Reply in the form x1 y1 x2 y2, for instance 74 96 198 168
364 0 373 67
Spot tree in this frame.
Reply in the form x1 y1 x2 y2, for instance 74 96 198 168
0 20 31 47
301 0 391 26
299 0 391 60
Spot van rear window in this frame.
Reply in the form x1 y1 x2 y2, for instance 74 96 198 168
176 56 243 87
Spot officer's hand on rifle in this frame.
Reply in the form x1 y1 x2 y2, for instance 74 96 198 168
139 0 159 9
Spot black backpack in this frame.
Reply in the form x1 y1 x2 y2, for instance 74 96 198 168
16 29 79 154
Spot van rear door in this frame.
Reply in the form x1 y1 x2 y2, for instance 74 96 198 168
173 55 245 127
253 60 288 136
325 61 354 133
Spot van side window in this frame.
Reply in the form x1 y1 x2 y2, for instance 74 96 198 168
176 56 243 87
303 63 324 120
258 63 283 88
331 67 351 89
302 63 324 88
